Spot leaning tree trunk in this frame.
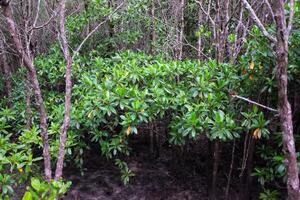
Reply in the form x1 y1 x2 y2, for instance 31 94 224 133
1 2 52 181
273 1 300 199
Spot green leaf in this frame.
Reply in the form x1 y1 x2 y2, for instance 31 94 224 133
31 178 41 192
22 192 33 200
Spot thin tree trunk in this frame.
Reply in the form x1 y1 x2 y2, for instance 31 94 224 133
174 0 185 60
243 138 255 200
55 0 73 179
1 2 52 181
0 38 12 104
107 0 115 52
225 140 235 200
149 0 156 55
197 1 203 60
217 0 229 62
273 1 300 199
210 139 221 200
231 2 245 63
214 0 221 63
25 75 33 129
84 0 90 37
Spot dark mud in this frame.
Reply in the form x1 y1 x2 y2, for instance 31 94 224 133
62 135 241 200
11 134 247 200
64 154 205 199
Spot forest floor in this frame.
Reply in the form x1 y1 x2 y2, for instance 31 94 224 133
63 135 243 200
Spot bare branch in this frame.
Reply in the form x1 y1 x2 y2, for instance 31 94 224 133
182 36 209 59
242 0 277 43
264 0 274 21
232 94 278 112
72 2 125 59
32 0 41 31
27 12 57 33
28 0 41 45
195 0 215 26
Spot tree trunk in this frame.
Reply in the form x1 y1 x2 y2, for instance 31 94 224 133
0 38 12 104
225 140 235 200
210 139 221 200
215 0 229 63
1 3 52 181
25 75 33 129
149 0 156 55
242 138 255 200
174 0 185 60
197 1 203 60
273 1 300 199
55 0 73 180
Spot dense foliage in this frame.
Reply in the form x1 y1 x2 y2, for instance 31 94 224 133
0 0 299 199
1 50 275 198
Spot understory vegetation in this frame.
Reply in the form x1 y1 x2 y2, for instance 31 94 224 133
0 0 300 199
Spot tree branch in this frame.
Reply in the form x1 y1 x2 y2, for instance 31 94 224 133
264 0 274 21
28 0 41 45
195 0 215 26
27 12 57 33
242 0 277 43
232 94 278 112
72 2 124 59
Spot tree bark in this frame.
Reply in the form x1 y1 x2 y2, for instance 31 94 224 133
240 138 255 200
273 1 300 199
210 139 221 200
55 0 73 180
25 74 33 129
1 3 52 181
149 0 156 55
197 1 203 60
174 0 185 60
225 140 235 200
0 38 12 104
242 1 300 198
218 0 230 62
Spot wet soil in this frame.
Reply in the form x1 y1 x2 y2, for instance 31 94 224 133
62 137 237 200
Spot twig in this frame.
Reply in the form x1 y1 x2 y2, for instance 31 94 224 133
27 12 57 33
28 0 41 45
264 0 274 21
72 2 125 59
232 94 278 112
195 0 215 26
242 0 276 43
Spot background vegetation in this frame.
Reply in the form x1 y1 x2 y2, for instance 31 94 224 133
0 0 300 199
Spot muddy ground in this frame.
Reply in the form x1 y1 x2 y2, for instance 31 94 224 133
62 136 244 200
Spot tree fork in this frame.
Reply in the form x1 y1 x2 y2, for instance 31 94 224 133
1 2 52 181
